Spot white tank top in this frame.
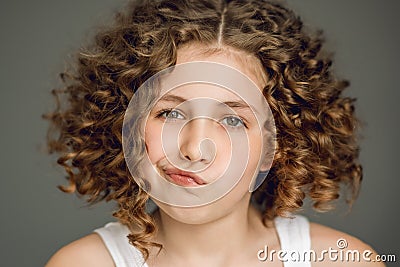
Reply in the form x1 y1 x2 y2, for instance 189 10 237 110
94 215 311 267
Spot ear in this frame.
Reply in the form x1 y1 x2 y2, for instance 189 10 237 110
249 152 272 192
259 127 276 173
259 149 274 172
259 162 270 172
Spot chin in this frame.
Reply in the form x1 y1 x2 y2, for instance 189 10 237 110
156 200 229 225
155 189 251 225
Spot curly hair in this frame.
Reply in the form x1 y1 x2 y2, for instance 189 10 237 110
45 0 362 260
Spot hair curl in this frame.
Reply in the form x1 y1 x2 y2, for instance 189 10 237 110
45 0 362 260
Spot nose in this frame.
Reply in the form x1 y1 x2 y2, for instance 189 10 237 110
178 118 216 163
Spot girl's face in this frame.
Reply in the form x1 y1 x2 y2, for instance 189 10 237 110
143 43 273 223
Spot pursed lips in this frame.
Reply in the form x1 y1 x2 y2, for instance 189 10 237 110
163 167 207 186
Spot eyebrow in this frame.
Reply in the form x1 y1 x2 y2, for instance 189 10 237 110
221 100 252 110
158 94 187 104
158 94 254 111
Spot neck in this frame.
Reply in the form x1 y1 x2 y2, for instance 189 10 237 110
151 194 266 264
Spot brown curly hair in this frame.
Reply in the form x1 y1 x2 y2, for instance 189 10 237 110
45 0 362 260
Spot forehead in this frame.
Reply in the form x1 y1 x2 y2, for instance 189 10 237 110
151 44 270 120
156 73 267 118
159 83 243 102
176 43 267 91
156 76 268 122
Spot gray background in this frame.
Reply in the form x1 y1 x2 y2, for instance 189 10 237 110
0 0 398 266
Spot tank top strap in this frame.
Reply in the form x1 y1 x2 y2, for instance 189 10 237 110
94 222 148 267
96 216 311 267
274 215 312 267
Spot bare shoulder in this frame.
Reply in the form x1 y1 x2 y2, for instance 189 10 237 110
309 223 385 267
45 233 114 267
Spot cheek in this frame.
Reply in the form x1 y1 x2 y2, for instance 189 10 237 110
243 131 264 177
145 121 164 164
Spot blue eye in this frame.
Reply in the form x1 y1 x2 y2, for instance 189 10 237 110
221 116 245 128
157 109 185 121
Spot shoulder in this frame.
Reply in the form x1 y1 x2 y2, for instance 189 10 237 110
309 222 385 266
45 233 115 267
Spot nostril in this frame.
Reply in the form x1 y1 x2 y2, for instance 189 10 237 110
179 137 217 163
198 138 216 163
179 140 202 162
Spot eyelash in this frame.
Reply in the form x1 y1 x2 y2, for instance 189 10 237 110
154 108 248 128
155 108 185 120
221 116 247 129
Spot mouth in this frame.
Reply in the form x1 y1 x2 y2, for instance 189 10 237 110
163 167 207 187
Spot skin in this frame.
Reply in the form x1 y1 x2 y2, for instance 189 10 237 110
46 44 385 267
